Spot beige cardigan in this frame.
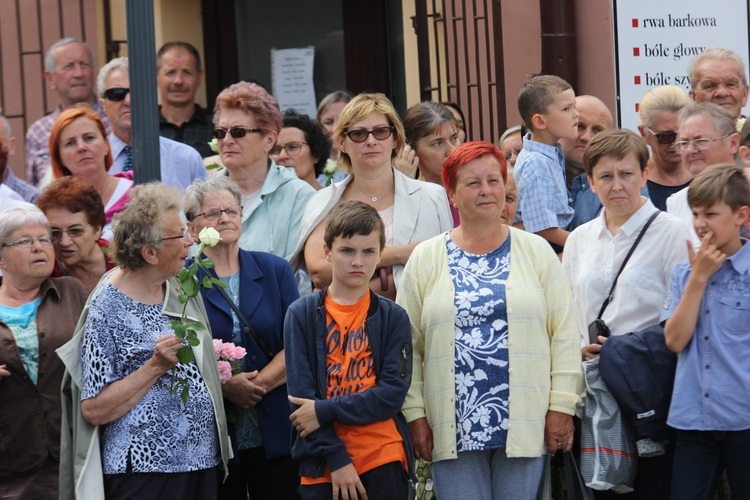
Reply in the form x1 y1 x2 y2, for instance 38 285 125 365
396 227 583 461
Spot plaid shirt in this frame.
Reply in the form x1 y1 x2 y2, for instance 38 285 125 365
3 168 40 203
158 104 214 158
24 101 111 185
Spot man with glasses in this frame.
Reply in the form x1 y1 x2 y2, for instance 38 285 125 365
667 102 740 246
157 42 214 158
563 95 617 231
24 38 110 186
637 85 692 210
98 57 206 190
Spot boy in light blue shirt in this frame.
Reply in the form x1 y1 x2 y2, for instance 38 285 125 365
514 75 579 254
662 163 750 500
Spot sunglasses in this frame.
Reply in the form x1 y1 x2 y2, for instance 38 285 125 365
344 126 394 143
212 127 263 140
646 128 678 145
104 87 130 102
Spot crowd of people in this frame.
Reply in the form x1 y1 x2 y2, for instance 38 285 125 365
0 36 749 500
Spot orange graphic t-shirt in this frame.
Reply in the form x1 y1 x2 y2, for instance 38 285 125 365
301 292 407 485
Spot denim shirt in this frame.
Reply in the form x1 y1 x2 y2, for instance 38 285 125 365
661 240 750 431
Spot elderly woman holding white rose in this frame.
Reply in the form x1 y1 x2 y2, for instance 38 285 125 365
58 182 231 500
185 176 300 500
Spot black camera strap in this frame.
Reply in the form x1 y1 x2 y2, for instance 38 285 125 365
596 210 660 320
197 259 276 361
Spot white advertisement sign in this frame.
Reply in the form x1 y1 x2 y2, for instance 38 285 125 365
614 0 750 131
271 47 317 118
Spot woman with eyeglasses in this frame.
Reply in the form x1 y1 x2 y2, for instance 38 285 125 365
184 176 300 500
291 93 453 300
58 182 231 500
637 85 691 211
0 205 89 498
211 82 315 261
36 176 115 290
48 104 132 241
271 109 332 191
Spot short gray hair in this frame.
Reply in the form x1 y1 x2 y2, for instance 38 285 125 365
45 37 91 74
638 85 688 129
688 48 748 90
184 176 242 222
498 125 522 147
110 182 182 270
97 57 129 98
678 102 737 138
0 206 50 246
0 114 11 138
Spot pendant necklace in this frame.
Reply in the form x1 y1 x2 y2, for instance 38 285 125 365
352 180 393 202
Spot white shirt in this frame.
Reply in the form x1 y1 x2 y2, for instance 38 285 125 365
563 198 690 347
666 186 701 248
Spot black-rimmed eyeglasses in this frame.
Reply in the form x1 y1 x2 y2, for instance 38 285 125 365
194 206 243 221
159 227 191 242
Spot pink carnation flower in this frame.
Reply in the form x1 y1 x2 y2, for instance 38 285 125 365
212 339 224 361
217 360 233 384
222 344 247 362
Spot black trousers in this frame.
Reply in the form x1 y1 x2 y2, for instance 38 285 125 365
298 461 410 500
218 447 299 500
104 466 219 500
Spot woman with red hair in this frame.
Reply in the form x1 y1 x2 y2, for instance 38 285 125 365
48 104 132 239
36 176 115 290
396 141 583 498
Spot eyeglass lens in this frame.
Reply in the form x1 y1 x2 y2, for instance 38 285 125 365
104 88 130 102
346 127 394 143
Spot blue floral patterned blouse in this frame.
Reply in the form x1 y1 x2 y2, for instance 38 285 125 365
447 233 511 451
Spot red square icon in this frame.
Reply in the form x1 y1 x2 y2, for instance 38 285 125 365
634 75 641 85
635 103 640 112
633 47 640 57
632 19 638 28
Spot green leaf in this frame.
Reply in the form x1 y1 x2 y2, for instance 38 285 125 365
202 276 213 289
186 331 200 346
210 278 226 288
181 385 190 403
172 322 187 338
178 293 189 305
183 320 206 331
177 345 194 364
178 267 189 281
200 258 214 269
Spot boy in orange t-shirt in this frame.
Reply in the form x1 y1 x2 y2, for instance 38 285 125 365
285 201 414 499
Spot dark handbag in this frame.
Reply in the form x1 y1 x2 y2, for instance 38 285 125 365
587 211 660 344
564 451 595 500
197 260 275 361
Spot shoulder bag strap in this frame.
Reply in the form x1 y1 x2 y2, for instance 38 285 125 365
197 259 275 361
596 211 660 320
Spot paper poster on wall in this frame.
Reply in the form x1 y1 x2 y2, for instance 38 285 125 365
614 0 750 132
271 47 317 118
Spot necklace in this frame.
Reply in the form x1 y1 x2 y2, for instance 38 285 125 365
351 180 393 202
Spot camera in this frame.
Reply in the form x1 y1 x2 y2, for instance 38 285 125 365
588 319 611 345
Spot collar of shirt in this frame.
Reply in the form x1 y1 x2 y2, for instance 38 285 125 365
158 104 210 126
595 197 658 238
725 238 750 274
521 132 564 160
107 133 129 161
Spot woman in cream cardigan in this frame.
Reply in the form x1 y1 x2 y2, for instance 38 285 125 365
396 142 583 499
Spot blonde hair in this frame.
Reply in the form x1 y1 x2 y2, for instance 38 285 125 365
638 85 688 129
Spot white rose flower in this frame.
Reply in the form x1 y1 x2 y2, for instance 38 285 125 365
198 226 222 247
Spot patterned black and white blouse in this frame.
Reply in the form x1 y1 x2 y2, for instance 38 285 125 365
80 281 220 474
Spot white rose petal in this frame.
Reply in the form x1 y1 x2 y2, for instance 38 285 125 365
199 226 222 247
